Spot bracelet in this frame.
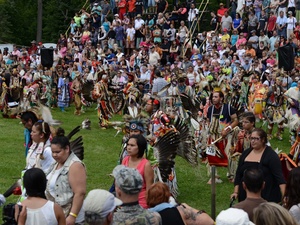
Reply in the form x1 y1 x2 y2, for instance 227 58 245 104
228 125 232 130
69 212 78 218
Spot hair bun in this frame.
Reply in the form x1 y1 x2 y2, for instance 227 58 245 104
56 127 65 137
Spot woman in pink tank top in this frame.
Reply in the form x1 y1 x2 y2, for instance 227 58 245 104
122 134 154 208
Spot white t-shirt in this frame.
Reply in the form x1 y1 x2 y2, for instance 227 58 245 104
149 51 160 65
287 17 297 29
126 27 136 41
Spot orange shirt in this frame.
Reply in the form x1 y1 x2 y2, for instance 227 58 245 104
245 49 256 58
128 0 136 12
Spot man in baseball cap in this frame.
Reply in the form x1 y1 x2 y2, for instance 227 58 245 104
84 189 122 225
111 165 161 224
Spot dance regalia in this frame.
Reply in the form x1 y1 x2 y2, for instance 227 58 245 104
284 86 300 143
93 80 112 128
264 85 285 140
248 82 266 118
1 73 21 118
206 104 236 167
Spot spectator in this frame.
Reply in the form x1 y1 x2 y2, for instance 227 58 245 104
135 14 145 49
148 45 161 66
248 11 259 33
211 11 220 31
232 13 242 32
135 0 144 16
253 0 262 20
156 0 168 14
46 127 86 225
287 11 297 39
217 3 228 22
20 111 38 156
74 12 81 27
187 3 199 29
118 0 127 20
276 10 287 38
178 21 189 44
91 2 102 16
221 11 233 32
84 189 122 225
283 167 300 223
216 208 254 225
258 30 270 48
25 121 55 173
248 30 259 49
254 202 298 225
147 182 214 225
152 70 168 95
91 13 101 34
232 128 286 203
115 21 125 52
14 168 66 225
233 168 267 222
111 165 161 224
258 10 268 32
120 134 154 208
100 0 110 24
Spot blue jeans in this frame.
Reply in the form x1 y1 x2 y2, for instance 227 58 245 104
116 40 124 52
277 27 287 38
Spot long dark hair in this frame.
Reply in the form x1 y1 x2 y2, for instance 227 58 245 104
128 134 147 158
285 167 300 209
23 168 47 199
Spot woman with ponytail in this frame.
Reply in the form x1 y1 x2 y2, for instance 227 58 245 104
26 120 55 173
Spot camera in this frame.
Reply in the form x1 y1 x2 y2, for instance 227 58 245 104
2 203 22 225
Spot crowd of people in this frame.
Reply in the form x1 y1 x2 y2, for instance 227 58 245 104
1 0 300 224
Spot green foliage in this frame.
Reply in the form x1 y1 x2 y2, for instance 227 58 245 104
0 0 225 45
0 0 86 45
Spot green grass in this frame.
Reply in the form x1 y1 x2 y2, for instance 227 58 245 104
0 104 292 221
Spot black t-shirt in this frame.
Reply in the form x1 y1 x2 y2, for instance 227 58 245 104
207 103 236 124
259 16 268 30
135 0 144 13
161 42 171 58
157 0 167 13
211 17 218 30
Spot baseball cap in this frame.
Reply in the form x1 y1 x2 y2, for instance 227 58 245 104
84 189 122 218
112 165 143 195
216 208 254 225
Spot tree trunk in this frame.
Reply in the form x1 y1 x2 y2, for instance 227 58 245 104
37 0 43 42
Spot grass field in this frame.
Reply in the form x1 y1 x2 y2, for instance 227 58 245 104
0 104 292 221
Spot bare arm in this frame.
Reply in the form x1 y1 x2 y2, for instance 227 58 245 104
177 204 214 225
230 184 239 199
221 113 238 137
144 160 154 192
15 205 27 225
280 184 286 200
66 162 86 225
54 203 67 225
